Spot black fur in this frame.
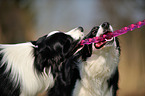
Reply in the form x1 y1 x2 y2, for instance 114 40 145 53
32 33 80 73
32 32 82 96
48 54 81 96
107 68 119 96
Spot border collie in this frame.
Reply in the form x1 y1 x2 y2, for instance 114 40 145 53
0 27 84 96
73 22 120 96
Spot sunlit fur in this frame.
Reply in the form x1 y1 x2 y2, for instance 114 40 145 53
0 27 84 96
73 23 120 96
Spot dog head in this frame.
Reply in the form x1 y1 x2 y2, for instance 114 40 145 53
94 22 120 50
81 22 120 60
32 27 84 72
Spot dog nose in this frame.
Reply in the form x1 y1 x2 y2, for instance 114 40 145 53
102 22 110 29
77 26 84 32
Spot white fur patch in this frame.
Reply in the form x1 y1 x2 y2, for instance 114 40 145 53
0 42 54 96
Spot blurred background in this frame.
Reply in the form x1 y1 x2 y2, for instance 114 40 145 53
0 0 145 96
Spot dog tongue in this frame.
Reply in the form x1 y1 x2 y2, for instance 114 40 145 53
95 41 106 48
94 31 113 48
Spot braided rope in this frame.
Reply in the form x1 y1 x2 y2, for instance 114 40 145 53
80 19 145 45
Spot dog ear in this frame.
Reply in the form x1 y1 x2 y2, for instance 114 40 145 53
62 38 77 58
31 35 47 47
63 39 71 55
34 47 51 72
33 35 51 72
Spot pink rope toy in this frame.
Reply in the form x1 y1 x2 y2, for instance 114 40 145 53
80 19 145 45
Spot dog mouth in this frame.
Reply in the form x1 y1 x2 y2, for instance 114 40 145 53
94 31 114 49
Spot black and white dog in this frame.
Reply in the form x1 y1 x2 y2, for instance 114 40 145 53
73 22 120 96
0 27 84 96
